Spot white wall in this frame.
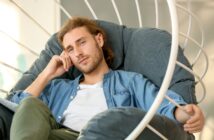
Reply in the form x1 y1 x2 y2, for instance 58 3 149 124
0 0 59 97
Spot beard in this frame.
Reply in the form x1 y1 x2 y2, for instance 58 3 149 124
74 43 104 74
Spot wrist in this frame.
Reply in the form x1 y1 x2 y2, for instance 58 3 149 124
175 107 190 123
24 71 52 97
39 71 53 83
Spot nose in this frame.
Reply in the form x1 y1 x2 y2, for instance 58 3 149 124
74 47 82 58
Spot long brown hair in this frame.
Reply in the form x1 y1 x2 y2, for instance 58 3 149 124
57 17 114 67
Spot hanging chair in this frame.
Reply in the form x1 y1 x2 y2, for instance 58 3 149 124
0 0 208 139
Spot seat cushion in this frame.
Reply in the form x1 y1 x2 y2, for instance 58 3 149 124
123 28 196 103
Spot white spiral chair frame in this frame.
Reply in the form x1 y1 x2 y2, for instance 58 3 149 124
0 0 209 140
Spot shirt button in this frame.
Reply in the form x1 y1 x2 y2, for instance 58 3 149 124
70 96 74 99
58 116 62 119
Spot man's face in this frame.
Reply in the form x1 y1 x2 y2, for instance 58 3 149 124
62 27 104 74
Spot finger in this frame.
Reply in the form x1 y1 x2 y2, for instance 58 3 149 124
184 121 203 133
53 55 63 66
184 119 204 133
184 125 203 133
59 56 67 71
64 55 69 71
184 124 202 131
60 51 66 56
185 104 203 123
184 105 194 115
67 55 73 68
186 115 200 124
188 130 201 133
64 52 73 70
60 51 67 68
184 120 201 128
65 52 72 70
61 51 71 71
186 106 203 124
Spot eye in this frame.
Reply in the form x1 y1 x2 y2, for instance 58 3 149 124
79 40 86 46
67 47 73 53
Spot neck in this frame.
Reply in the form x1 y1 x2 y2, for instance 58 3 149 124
82 60 109 85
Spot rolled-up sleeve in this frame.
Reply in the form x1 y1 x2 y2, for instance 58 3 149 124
158 90 187 122
129 73 187 122
9 81 54 105
9 90 32 104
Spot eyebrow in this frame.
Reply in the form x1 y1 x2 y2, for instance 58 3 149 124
64 45 72 51
64 37 86 50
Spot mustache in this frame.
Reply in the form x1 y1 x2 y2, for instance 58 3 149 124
77 56 89 64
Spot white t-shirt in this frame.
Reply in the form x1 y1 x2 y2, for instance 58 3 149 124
62 81 108 132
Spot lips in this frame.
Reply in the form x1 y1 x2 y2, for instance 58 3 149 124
78 57 88 64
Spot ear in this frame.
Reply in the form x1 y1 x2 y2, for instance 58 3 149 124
95 33 104 48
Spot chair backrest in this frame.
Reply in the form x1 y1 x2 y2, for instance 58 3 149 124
9 20 196 104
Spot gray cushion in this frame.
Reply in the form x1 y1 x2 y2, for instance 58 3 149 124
0 98 17 112
9 20 196 104
123 28 196 103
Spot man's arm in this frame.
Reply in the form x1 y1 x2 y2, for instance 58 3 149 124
24 71 52 97
174 104 205 133
25 51 73 97
9 51 73 103
129 73 204 133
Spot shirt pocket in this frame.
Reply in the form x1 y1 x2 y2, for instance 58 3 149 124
112 90 132 107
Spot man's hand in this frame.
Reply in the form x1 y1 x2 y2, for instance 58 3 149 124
175 104 205 133
24 51 73 97
43 51 73 80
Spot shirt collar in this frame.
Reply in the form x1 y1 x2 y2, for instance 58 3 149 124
74 69 114 84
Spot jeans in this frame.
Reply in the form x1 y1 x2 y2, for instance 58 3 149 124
10 97 79 140
10 96 195 140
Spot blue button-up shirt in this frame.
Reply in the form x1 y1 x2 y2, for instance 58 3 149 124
10 70 186 123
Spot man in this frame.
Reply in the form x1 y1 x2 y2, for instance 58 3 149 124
9 17 204 140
